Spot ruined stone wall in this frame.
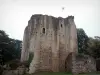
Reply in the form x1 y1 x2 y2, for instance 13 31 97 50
21 14 78 73
72 55 96 74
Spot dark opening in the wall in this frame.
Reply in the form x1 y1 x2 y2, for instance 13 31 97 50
61 24 62 27
42 28 45 33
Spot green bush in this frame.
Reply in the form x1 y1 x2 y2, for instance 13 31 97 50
28 52 34 66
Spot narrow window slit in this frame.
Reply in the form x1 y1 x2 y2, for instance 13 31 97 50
42 28 45 33
61 24 62 27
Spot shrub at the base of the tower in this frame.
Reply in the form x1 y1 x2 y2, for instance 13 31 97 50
28 52 34 66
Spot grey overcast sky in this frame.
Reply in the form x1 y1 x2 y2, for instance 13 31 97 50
0 0 100 40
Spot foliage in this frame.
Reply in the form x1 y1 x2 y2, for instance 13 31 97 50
87 36 100 59
77 28 100 59
14 39 22 59
0 30 22 65
77 28 89 54
28 52 34 66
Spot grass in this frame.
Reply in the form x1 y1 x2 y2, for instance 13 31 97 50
24 72 100 75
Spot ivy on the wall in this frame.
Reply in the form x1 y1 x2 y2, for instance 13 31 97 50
28 52 34 66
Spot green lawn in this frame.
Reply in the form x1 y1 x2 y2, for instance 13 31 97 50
24 72 100 75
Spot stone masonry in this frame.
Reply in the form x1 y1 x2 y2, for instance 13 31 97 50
72 55 96 74
21 14 78 74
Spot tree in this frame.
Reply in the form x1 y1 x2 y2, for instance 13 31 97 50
0 30 22 65
87 36 100 59
0 30 10 65
77 29 100 59
14 39 22 59
77 28 89 54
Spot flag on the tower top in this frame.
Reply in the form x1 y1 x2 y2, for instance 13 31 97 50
62 7 65 11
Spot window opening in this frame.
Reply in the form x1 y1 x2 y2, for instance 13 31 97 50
42 28 45 33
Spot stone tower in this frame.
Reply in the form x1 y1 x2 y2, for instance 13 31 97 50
21 14 78 73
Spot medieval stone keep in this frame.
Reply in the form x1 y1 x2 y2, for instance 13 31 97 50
21 14 78 73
